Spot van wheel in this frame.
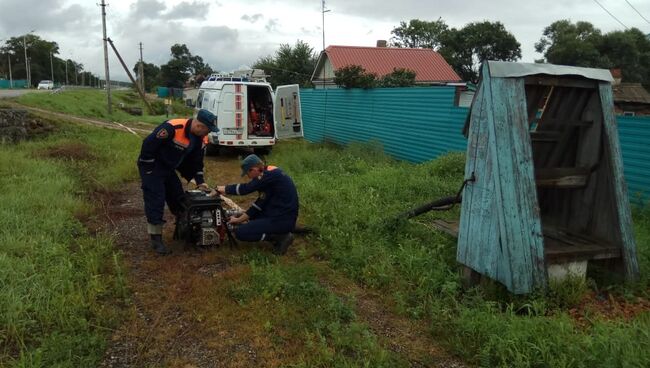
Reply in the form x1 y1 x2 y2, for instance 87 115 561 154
205 144 221 156
254 147 271 156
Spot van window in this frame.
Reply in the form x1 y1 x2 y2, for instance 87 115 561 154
196 90 204 108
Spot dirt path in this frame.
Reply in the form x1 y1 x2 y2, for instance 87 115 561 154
94 153 464 367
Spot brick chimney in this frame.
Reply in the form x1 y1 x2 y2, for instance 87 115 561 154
376 40 387 47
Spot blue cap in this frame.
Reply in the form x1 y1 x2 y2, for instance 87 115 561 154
241 154 263 176
196 109 219 132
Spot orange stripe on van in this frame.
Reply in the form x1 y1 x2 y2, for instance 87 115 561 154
235 112 243 139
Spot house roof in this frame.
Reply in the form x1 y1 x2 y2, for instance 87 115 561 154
317 45 461 83
613 83 650 105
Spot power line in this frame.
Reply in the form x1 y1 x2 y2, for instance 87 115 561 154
592 0 629 29
624 0 650 26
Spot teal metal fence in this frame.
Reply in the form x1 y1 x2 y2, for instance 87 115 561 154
0 80 28 88
300 87 468 162
618 115 650 205
300 87 650 205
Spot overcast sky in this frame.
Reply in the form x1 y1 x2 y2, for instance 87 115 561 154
1 0 649 82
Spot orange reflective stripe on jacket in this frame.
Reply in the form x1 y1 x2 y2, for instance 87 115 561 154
267 165 277 171
169 118 190 148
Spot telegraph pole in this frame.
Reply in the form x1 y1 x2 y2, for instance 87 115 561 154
23 35 28 87
100 0 112 114
8 55 13 88
65 59 68 85
321 0 330 89
139 42 144 92
49 51 54 82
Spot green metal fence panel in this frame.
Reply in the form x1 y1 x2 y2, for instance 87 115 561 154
618 115 650 205
300 87 650 205
300 87 468 163
0 79 28 88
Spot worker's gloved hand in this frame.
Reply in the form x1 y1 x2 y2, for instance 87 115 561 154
216 185 226 195
197 183 217 197
228 212 249 224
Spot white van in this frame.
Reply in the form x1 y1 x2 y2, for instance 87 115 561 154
195 70 303 155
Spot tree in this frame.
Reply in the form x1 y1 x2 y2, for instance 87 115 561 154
160 43 213 88
536 20 650 86
388 19 521 82
390 18 448 49
252 40 317 87
440 21 521 82
133 61 161 92
535 20 605 67
333 65 377 88
379 68 417 87
0 34 60 86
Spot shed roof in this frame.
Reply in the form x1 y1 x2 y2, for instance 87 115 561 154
612 83 650 104
487 61 613 82
317 45 461 83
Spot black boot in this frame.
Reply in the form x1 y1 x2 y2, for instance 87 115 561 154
150 234 172 255
270 233 294 255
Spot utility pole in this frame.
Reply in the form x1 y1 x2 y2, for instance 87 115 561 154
321 0 330 89
50 51 54 83
139 42 144 93
23 35 28 87
100 0 112 114
65 59 68 85
8 55 13 88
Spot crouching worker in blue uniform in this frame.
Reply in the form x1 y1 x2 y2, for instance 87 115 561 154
217 154 298 255
137 109 219 255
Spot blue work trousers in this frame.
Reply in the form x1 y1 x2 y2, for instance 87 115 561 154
235 216 296 242
140 169 185 225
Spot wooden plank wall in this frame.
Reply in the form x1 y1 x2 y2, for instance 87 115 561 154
599 83 640 280
458 63 546 294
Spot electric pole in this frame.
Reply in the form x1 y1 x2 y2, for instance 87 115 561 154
100 0 112 114
23 35 28 87
8 55 13 88
321 0 330 88
65 59 68 85
50 51 54 83
139 42 144 93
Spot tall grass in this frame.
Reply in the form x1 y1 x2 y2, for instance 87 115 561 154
272 140 650 367
16 89 192 124
0 118 141 366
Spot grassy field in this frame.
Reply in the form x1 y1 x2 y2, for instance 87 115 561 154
15 89 192 124
0 116 141 366
271 140 650 368
1 108 648 366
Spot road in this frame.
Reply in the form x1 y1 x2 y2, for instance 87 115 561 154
0 89 39 99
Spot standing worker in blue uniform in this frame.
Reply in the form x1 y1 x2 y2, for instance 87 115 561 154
137 109 219 255
217 154 298 255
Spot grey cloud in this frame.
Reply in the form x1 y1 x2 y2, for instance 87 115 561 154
241 14 264 23
128 0 167 20
163 1 211 20
0 0 92 34
265 19 279 32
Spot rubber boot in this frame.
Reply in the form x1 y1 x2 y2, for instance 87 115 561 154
150 234 172 255
270 233 294 255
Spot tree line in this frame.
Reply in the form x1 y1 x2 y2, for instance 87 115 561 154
3 18 647 91
0 34 99 87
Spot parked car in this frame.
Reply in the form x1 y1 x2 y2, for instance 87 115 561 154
37 80 54 90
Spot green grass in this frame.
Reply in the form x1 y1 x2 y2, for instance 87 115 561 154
15 89 192 124
0 118 141 366
270 140 650 368
230 255 404 367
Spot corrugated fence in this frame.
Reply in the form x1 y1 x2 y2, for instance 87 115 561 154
300 87 650 205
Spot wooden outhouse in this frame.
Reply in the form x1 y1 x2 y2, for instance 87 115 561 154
455 61 639 294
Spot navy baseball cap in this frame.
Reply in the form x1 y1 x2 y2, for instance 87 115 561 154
196 109 219 132
240 154 263 176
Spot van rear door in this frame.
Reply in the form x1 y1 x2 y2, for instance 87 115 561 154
274 84 303 139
